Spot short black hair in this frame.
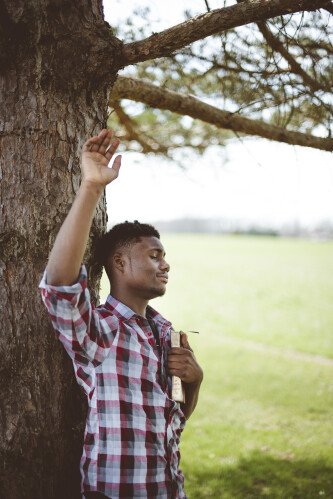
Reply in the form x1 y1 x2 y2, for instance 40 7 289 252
96 220 160 267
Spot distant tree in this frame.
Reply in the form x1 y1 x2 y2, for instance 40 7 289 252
0 1 332 498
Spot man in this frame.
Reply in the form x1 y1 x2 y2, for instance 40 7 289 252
39 129 203 498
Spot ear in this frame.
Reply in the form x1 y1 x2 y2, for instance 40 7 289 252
113 251 125 273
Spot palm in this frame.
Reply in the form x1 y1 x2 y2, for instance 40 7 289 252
81 129 121 187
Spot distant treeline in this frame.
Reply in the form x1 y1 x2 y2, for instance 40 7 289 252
153 218 333 240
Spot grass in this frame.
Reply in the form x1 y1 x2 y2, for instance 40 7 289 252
100 234 333 498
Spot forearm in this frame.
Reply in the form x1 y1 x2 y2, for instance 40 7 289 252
181 377 203 420
46 181 103 286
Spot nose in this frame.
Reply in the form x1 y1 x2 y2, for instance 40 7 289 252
160 258 170 273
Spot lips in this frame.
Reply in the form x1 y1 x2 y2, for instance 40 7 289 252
157 274 168 283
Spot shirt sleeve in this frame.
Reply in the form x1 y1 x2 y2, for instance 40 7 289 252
39 265 113 367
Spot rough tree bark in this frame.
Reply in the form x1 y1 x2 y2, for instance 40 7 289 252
0 1 122 498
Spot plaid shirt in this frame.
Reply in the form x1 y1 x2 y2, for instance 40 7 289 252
39 265 186 498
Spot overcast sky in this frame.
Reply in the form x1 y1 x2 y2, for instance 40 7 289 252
103 0 333 228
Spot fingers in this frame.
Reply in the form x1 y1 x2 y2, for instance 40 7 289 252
90 129 111 152
168 363 192 382
168 350 192 369
95 131 113 154
168 347 189 355
83 129 109 152
168 359 186 372
168 360 187 369
168 350 189 371
82 129 120 157
169 369 185 378
105 138 120 161
168 356 203 384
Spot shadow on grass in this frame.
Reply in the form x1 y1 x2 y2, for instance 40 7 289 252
184 450 333 498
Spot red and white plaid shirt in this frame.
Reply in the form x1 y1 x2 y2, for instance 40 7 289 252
39 265 186 498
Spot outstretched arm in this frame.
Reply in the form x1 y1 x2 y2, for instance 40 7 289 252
46 129 121 286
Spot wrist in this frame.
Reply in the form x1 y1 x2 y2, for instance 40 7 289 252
79 180 104 197
186 371 204 388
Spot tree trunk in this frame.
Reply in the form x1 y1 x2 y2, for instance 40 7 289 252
0 2 121 497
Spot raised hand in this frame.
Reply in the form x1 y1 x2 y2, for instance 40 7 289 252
81 129 121 187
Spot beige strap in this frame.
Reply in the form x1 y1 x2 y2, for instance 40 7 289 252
170 330 185 403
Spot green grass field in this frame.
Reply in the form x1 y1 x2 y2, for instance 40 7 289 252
101 234 333 498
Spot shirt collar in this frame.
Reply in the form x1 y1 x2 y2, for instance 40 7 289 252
146 304 172 328
105 294 171 327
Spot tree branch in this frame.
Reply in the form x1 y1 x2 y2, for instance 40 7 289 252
111 76 333 152
120 0 331 65
257 21 330 92
179 48 290 77
110 100 168 153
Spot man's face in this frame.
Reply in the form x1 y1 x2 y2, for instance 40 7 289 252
119 236 170 299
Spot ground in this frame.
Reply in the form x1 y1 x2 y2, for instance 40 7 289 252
101 234 333 498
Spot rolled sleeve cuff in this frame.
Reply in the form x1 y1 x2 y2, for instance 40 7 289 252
39 265 88 307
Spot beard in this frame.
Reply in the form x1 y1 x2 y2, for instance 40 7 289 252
142 284 167 300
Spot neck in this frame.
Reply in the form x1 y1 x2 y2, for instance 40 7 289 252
109 286 149 317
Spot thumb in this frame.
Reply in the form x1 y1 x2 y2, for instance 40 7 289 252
105 155 122 183
180 332 193 351
111 154 122 175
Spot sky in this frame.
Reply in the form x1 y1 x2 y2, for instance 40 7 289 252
102 0 333 228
